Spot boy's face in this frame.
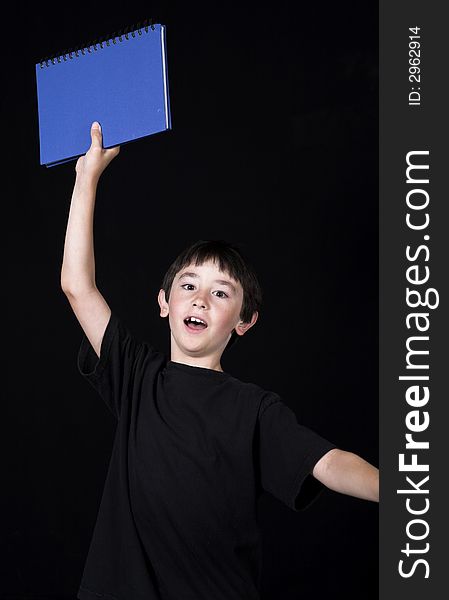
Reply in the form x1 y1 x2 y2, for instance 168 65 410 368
158 259 258 369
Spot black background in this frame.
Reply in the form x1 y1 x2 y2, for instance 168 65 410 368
4 1 378 598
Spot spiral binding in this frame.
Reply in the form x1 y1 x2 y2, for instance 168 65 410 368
39 19 156 68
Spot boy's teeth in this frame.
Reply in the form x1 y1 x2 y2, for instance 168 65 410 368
186 316 206 326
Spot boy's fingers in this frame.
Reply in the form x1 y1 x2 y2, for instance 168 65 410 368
104 145 120 159
90 121 102 147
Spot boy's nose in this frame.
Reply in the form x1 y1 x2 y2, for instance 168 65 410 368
193 301 207 309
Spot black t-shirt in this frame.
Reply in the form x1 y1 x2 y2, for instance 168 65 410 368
76 311 336 600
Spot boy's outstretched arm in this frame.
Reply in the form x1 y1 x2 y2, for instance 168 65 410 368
61 122 120 358
312 449 379 502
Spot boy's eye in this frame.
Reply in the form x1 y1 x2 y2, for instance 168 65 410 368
181 284 228 298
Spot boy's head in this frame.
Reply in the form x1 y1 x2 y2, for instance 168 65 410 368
158 240 262 366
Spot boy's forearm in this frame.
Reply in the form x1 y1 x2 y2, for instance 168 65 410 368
61 123 121 294
60 174 99 293
314 449 379 502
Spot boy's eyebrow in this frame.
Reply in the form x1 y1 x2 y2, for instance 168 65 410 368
214 279 237 293
178 272 237 293
178 272 199 282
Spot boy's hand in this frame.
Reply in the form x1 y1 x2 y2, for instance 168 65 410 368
75 122 120 182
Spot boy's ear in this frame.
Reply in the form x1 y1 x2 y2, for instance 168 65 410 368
234 311 258 336
158 289 169 318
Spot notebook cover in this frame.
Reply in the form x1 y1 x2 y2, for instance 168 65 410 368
35 23 171 167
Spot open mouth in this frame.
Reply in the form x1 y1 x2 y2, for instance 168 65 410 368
184 316 208 331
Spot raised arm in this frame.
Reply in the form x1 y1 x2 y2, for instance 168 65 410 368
312 448 379 502
60 122 120 358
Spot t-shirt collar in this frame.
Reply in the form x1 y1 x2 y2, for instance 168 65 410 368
165 360 230 379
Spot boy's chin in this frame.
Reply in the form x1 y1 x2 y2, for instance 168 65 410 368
176 337 209 354
176 339 224 359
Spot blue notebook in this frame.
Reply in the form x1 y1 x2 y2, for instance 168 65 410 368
35 22 171 167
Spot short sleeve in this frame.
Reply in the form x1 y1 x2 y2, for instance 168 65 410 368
258 395 337 511
77 311 160 420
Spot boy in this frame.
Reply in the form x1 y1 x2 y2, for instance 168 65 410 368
61 122 379 600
